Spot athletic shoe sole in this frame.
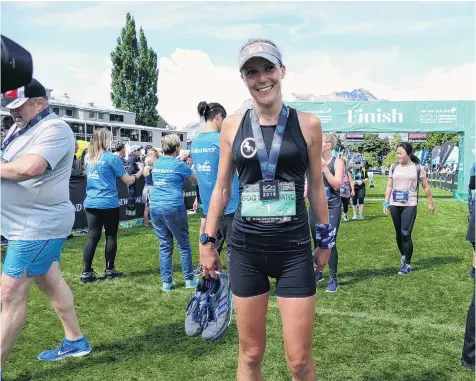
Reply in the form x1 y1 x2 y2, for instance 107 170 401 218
325 285 339 293
37 347 92 361
80 277 98 284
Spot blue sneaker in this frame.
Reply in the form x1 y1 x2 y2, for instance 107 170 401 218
38 337 92 361
185 277 216 336
202 273 233 341
325 277 339 292
185 279 198 289
315 272 324 284
162 281 176 292
401 256 406 266
398 264 412 275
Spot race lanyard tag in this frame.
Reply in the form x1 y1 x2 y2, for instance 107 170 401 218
259 179 279 201
393 190 409 203
0 108 51 157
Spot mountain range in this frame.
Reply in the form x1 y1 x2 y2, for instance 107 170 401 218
183 88 380 139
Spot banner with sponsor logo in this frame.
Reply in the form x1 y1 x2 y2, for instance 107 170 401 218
286 100 475 200
432 145 442 164
69 177 197 230
440 140 455 166
421 149 430 165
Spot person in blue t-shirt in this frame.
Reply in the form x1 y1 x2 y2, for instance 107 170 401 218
191 101 239 274
150 133 198 292
81 128 143 283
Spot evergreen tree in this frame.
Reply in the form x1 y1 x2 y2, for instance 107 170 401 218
136 27 159 126
110 13 159 126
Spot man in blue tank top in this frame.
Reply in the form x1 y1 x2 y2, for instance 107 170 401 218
191 102 239 272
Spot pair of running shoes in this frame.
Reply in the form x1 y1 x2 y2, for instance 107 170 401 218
185 272 233 340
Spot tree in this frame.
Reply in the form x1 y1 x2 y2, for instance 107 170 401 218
425 133 459 151
110 13 159 126
136 27 159 126
389 133 402 151
363 152 379 168
383 151 397 168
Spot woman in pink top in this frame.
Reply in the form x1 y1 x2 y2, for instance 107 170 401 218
383 142 435 275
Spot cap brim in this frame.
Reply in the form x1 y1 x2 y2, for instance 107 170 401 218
5 98 29 109
240 53 280 70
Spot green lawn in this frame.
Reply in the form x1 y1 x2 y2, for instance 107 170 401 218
3 175 475 381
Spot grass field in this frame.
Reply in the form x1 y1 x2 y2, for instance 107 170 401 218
2 175 475 381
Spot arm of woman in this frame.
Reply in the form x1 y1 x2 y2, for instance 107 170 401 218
120 161 144 185
201 115 240 279
323 158 345 191
349 171 355 196
300 113 332 272
383 170 393 214
420 176 435 212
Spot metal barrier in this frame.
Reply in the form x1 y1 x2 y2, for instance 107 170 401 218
427 173 458 191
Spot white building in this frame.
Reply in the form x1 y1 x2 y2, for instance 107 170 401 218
0 89 187 149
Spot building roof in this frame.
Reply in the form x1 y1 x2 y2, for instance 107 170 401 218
48 98 135 114
0 110 185 133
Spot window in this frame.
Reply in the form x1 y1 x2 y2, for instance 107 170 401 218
110 114 124 122
141 130 152 143
52 107 60 115
98 113 104 119
89 111 95 118
66 109 73 117
68 123 84 134
120 128 139 141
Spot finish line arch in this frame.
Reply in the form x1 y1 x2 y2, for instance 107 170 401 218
286 100 475 201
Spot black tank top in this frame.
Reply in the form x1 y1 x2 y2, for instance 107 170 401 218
324 157 342 209
230 107 311 254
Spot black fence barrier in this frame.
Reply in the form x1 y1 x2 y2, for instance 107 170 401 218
69 176 197 231
427 173 458 191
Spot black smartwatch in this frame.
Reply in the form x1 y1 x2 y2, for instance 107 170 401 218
200 233 216 245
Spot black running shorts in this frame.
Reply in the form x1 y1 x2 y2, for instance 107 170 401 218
229 247 316 298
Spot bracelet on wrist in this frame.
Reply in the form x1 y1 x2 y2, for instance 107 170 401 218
382 200 390 208
315 223 336 249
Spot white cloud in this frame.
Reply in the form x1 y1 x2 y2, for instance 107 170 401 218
29 2 321 31
28 46 475 130
27 48 113 108
189 23 267 41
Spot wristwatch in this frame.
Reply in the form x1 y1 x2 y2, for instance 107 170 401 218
200 233 216 245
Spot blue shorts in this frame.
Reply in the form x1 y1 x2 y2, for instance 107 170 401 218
2 238 67 278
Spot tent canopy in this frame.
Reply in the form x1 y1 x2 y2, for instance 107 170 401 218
286 100 475 200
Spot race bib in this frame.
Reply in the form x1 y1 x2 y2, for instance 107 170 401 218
241 181 296 224
393 190 409 203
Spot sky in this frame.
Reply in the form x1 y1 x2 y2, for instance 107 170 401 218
1 1 475 128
